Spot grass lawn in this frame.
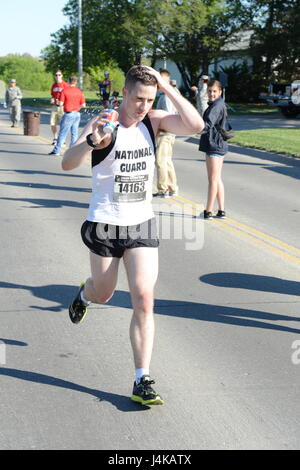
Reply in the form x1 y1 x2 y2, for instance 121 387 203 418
22 89 102 108
227 102 278 115
231 128 300 158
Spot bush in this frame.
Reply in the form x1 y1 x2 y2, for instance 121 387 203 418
216 61 264 103
87 64 125 94
0 54 52 91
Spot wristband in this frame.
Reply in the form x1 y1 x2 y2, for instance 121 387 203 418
86 133 100 148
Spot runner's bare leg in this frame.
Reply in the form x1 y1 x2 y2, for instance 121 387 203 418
123 247 159 370
84 251 120 304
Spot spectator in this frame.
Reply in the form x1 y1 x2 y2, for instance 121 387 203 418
191 75 209 116
50 69 68 145
4 79 22 127
49 75 85 156
154 69 179 197
98 71 112 107
199 79 227 219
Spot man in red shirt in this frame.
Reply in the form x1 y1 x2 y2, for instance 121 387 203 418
50 69 68 145
49 75 85 156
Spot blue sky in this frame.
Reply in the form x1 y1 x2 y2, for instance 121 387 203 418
0 0 69 57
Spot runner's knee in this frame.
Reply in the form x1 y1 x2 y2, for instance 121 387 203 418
132 289 154 314
93 288 115 304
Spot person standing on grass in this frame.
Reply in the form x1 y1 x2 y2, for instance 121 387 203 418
199 79 227 219
61 65 204 406
49 75 85 157
50 69 68 145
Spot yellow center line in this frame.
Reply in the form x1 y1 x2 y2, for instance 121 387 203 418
214 219 300 266
220 217 300 257
162 195 300 267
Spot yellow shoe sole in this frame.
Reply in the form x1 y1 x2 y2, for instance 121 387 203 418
131 394 164 406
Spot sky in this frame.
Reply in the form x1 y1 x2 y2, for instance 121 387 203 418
0 0 69 58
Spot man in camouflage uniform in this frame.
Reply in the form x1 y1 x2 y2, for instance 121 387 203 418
4 79 22 127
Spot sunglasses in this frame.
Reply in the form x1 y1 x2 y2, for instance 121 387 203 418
55 74 62 76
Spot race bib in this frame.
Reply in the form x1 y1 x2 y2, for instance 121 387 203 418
113 175 148 202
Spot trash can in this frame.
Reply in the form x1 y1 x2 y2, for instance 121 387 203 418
23 111 40 136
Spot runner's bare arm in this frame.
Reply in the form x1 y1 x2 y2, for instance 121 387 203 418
61 112 115 171
145 66 204 136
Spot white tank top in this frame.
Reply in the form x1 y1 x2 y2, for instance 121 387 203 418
87 115 156 226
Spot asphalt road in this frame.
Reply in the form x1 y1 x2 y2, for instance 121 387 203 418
0 108 300 451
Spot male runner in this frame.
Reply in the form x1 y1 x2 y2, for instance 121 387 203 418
62 65 204 405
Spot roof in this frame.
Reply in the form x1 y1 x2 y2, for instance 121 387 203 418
222 30 253 52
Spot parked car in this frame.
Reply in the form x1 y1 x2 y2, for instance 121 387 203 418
260 81 300 118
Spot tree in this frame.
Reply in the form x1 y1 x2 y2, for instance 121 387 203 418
249 0 300 82
0 54 52 91
42 0 152 76
42 0 254 93
148 0 252 91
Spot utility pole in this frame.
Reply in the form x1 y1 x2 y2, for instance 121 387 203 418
78 0 83 90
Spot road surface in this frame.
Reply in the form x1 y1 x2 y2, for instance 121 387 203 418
0 108 299 450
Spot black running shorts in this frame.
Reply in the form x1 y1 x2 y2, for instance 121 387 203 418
81 218 159 258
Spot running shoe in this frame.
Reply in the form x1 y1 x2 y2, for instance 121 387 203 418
216 210 226 218
131 375 164 406
69 282 88 324
153 191 170 198
203 210 213 219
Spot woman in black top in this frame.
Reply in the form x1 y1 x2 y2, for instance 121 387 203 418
199 80 227 219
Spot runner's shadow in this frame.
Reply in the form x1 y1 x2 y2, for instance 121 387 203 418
0 281 83 312
1 282 300 334
0 368 150 412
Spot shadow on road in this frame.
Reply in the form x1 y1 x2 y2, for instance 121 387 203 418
228 144 300 167
0 181 90 193
200 272 300 297
0 149 47 156
0 196 88 210
0 168 89 179
0 339 27 347
0 367 150 412
1 281 300 334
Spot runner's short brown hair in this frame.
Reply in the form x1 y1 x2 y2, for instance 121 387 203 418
125 65 157 91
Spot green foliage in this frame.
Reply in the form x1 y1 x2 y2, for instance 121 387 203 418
42 0 255 97
248 0 300 82
216 61 264 102
0 54 52 91
87 65 125 93
40 0 300 99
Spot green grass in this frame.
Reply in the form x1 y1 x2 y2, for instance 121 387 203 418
227 102 278 115
23 89 100 99
22 89 101 109
231 128 300 157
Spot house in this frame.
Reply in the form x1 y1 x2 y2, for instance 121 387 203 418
154 30 253 89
